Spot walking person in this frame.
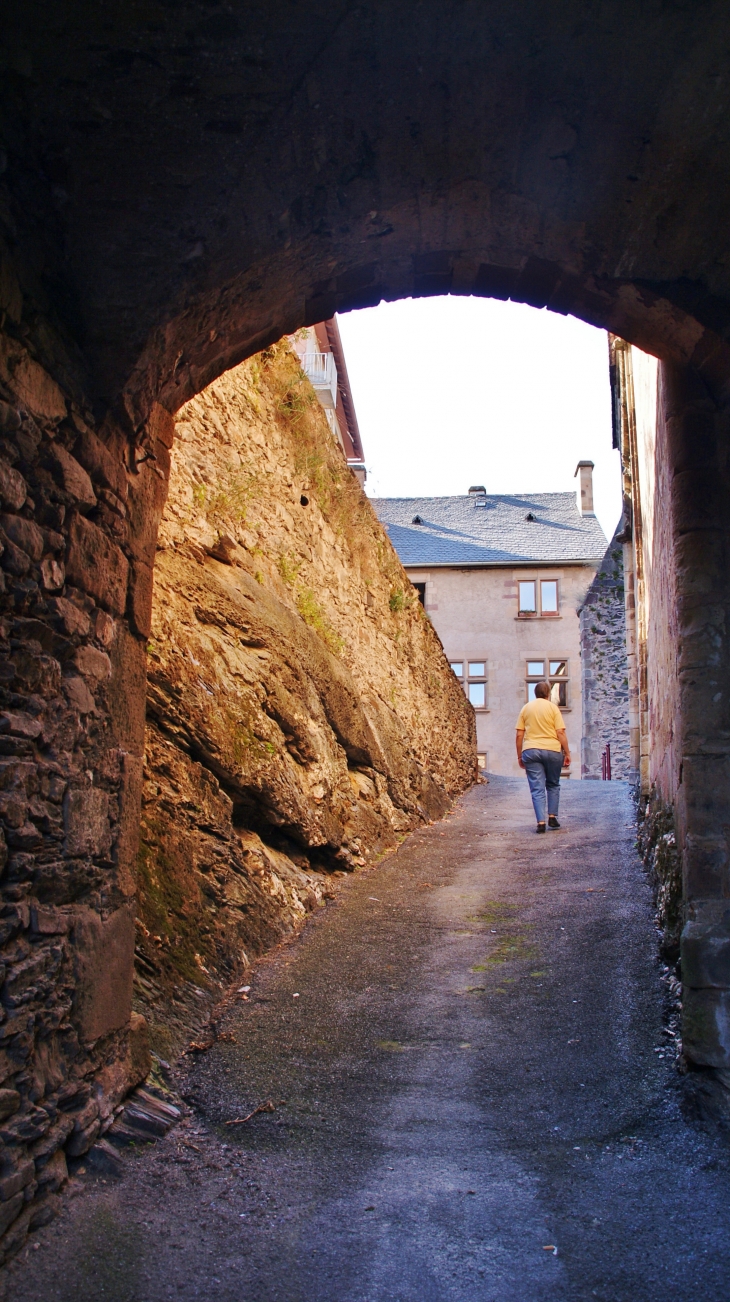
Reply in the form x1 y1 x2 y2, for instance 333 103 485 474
515 681 571 832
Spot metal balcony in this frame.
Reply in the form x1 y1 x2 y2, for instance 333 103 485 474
300 351 338 408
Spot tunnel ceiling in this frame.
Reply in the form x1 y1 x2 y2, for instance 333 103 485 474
3 2 730 420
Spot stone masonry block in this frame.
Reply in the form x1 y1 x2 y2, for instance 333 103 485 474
109 624 147 752
0 339 66 422
128 558 154 637
47 443 96 511
73 427 128 500
30 906 71 935
0 460 26 512
683 987 730 1070
147 402 175 450
682 913 730 988
63 788 111 859
114 751 143 897
0 514 44 562
72 645 112 683
62 675 96 716
126 456 169 564
70 903 135 1043
680 755 730 836
683 833 728 901
65 513 129 616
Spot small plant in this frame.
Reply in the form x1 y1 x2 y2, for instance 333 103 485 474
278 553 302 585
389 587 406 613
206 472 256 531
278 382 315 426
254 570 264 585
192 482 206 509
296 588 344 654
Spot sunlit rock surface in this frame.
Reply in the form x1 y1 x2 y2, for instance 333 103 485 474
136 344 475 1052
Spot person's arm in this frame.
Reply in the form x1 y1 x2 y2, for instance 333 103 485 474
515 727 526 769
556 727 571 767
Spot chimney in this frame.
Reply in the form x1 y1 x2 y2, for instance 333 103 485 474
574 460 595 516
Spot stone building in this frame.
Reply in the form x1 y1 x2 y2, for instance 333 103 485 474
579 532 631 780
373 467 607 775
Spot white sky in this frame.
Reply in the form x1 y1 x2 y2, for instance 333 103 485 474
337 296 622 543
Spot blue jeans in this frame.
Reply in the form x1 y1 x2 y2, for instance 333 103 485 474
522 748 563 823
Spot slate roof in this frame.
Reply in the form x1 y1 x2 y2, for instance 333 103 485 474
372 493 609 567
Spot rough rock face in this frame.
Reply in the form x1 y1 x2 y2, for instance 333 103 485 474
135 344 475 1051
580 536 631 781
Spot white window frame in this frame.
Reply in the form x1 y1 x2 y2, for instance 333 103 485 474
451 658 488 710
517 577 561 618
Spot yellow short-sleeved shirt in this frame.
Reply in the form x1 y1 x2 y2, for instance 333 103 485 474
515 698 565 752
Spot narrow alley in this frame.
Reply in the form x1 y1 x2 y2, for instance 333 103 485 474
8 779 730 1302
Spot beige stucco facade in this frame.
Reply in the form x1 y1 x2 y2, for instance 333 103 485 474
405 564 599 776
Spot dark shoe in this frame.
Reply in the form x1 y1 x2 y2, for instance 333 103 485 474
536 823 546 833
548 816 561 829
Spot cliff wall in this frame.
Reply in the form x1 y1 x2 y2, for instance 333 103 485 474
135 343 475 1053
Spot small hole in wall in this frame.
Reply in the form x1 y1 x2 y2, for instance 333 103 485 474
300 495 309 506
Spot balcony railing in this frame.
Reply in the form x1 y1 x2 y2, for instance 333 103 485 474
300 351 338 408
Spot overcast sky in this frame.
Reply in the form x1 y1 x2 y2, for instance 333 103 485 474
336 296 622 544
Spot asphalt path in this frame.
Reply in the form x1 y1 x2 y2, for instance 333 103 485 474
7 776 730 1302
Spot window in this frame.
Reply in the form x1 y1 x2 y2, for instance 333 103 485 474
412 581 426 606
466 661 487 709
517 578 560 617
451 659 487 708
519 581 536 613
525 659 570 707
541 580 558 614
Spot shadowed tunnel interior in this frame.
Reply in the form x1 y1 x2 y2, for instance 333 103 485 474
5 1 730 416
1 0 730 1268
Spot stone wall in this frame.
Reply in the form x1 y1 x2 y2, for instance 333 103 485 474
619 347 681 803
135 342 475 1057
0 330 169 1262
613 340 730 1090
580 534 631 781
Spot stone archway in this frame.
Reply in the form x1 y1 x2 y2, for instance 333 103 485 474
3 2 730 414
1 0 730 1257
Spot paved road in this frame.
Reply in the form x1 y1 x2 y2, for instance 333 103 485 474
7 777 730 1301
